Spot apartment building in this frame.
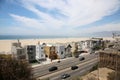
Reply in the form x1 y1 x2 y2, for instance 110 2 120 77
55 44 65 59
44 45 57 60
78 38 103 53
24 45 36 63
36 42 46 61
11 40 26 60
65 44 72 57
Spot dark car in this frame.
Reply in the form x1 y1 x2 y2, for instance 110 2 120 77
61 74 70 79
49 66 58 71
75 55 79 58
79 57 85 61
71 65 78 70
57 60 61 63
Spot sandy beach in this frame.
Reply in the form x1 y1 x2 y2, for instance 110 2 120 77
0 37 114 53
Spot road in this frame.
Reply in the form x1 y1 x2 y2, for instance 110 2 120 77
49 59 97 80
37 58 98 80
32 54 98 78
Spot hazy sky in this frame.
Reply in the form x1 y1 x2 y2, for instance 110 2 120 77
0 0 120 36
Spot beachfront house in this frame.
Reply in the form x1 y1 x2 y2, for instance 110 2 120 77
78 38 103 53
11 40 26 60
65 44 72 57
24 45 36 63
36 42 46 62
78 40 95 53
44 45 58 60
55 44 65 59
70 42 79 56
90 38 103 51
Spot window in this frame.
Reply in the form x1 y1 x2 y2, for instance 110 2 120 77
41 54 43 57
30 48 33 50
61 51 63 55
19 50 22 54
31 56 33 59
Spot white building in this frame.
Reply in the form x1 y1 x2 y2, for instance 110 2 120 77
36 42 46 61
65 44 72 57
55 44 65 59
78 38 103 53
78 41 88 51
11 40 26 60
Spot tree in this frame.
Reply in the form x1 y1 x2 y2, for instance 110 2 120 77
0 54 34 80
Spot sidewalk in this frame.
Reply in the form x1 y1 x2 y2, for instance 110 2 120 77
31 57 74 68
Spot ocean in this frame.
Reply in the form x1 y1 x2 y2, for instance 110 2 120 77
0 35 71 40
0 35 110 40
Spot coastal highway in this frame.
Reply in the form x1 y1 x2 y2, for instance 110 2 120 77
32 54 98 78
38 58 98 80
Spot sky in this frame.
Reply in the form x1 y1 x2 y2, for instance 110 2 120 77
0 0 120 36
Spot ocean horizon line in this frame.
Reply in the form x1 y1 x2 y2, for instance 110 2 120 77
0 35 82 40
0 35 111 40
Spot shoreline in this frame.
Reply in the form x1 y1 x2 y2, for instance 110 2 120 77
0 37 114 53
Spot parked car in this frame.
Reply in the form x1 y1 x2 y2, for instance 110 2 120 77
79 57 85 61
61 74 70 79
49 66 58 71
71 65 78 70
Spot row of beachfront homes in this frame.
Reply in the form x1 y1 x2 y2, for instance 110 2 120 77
11 38 104 63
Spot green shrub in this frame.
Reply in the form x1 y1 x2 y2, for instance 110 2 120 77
0 54 34 80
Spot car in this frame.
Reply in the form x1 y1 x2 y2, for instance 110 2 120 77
61 74 70 79
49 66 58 71
71 65 78 70
75 55 79 58
57 60 61 63
95 51 99 55
79 57 85 61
